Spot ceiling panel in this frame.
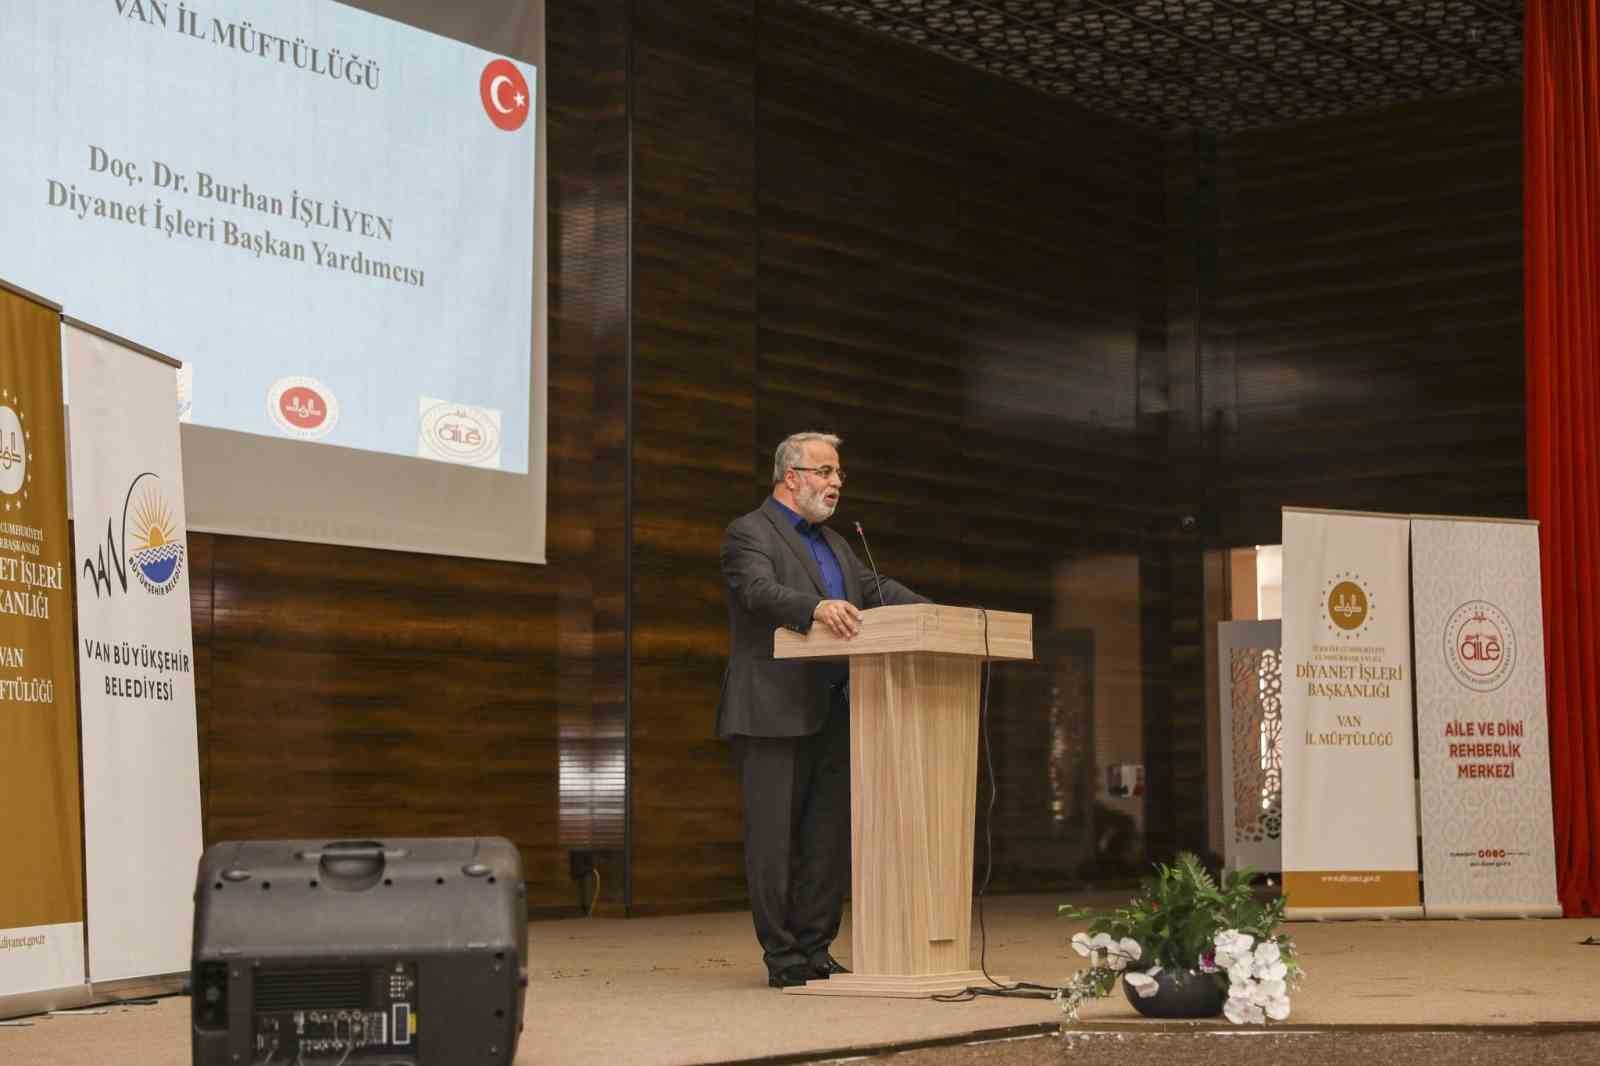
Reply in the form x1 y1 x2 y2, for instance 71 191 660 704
792 0 1522 132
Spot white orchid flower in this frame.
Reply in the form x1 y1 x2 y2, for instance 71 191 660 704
1218 930 1254 955
1089 932 1115 951
1070 931 1094 957
1124 970 1160 999
1253 959 1288 982
1266 996 1291 1021
1228 959 1255 986
1223 996 1252 1024
1260 978 1287 1000
1248 981 1272 1006
1253 940 1281 966
1116 938 1142 963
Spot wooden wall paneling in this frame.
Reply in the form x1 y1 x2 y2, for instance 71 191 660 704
756 0 1175 892
1141 130 1222 864
627 0 760 914
188 532 214 840
204 537 571 908
548 0 631 912
1213 87 1524 546
758 0 968 619
957 79 1172 885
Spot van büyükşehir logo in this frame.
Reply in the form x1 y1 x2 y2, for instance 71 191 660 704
1444 600 1515 693
81 472 185 599
480 58 530 131
1323 572 1375 640
267 376 338 440
0 386 33 512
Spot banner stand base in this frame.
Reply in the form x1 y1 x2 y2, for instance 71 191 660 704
0 983 94 1022
1286 906 1426 921
90 971 186 1004
1423 904 1564 920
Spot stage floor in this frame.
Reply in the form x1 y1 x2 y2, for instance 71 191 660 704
4 893 1599 1065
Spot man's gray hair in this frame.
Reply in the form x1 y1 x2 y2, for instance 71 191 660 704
773 432 842 484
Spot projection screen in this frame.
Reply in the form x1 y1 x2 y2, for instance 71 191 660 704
0 0 547 563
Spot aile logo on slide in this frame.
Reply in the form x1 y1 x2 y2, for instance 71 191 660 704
267 377 339 440
480 58 530 131
0 386 32 512
418 397 502 468
1444 600 1515 693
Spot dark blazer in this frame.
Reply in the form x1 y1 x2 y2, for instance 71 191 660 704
717 497 927 739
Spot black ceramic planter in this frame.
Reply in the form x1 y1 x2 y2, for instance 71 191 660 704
1122 969 1228 1018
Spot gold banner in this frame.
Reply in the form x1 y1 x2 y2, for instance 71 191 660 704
1283 870 1421 909
0 282 82 931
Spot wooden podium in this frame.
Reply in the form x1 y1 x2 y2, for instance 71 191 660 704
773 604 1033 997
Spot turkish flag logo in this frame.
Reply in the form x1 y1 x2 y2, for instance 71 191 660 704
480 59 530 131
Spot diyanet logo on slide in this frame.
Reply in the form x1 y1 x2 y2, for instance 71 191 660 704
480 59 530 131
418 397 502 468
0 386 32 513
268 377 338 440
1444 600 1515 693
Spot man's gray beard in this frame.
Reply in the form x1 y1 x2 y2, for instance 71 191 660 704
797 487 836 524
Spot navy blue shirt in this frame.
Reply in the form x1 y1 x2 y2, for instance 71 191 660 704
772 498 849 690
771 499 846 601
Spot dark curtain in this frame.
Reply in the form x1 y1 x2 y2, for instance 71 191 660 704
1526 0 1600 917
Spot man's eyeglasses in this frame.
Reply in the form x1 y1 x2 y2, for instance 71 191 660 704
791 465 846 483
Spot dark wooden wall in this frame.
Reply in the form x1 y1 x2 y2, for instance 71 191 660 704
627 0 1173 913
1203 87 1526 546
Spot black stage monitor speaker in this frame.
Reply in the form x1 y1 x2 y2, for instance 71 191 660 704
191 837 527 1066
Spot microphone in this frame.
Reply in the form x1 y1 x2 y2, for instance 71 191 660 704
853 521 887 608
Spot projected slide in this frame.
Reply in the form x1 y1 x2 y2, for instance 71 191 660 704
0 0 536 473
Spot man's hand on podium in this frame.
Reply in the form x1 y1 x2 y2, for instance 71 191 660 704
813 599 861 639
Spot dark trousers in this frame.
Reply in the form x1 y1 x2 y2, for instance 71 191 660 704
730 688 850 975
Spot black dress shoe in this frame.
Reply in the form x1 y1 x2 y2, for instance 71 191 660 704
808 955 850 980
768 963 811 988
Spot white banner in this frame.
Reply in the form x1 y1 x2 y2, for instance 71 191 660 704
1411 518 1560 917
1281 509 1421 917
66 322 202 982
0 924 86 999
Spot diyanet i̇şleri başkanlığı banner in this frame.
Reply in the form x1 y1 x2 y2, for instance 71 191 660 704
1280 508 1422 917
0 284 86 1000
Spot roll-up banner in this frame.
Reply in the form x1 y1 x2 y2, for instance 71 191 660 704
65 320 202 983
1281 507 1422 918
1411 517 1560 918
0 281 86 1006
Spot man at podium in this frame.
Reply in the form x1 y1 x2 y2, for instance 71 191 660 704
718 431 928 989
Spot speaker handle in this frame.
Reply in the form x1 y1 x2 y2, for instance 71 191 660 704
298 840 407 891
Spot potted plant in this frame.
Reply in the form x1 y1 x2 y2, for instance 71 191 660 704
1057 852 1302 1025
